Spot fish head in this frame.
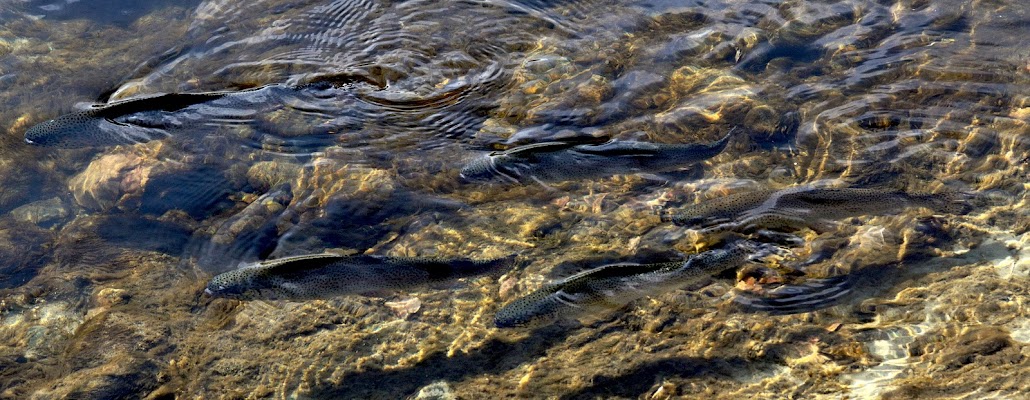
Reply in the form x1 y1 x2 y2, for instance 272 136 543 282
459 152 526 184
204 268 262 300
494 297 553 328
24 106 161 148
24 111 102 148
458 153 496 182
494 285 576 329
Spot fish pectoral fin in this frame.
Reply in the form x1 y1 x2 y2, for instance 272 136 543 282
427 280 467 291
635 173 671 184
571 141 661 157
738 213 807 233
104 117 131 127
529 175 559 191
807 219 840 233
502 141 583 156
677 216 733 228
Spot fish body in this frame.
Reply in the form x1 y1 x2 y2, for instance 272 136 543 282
205 253 518 301
494 241 769 328
25 92 230 148
668 186 971 234
460 133 731 184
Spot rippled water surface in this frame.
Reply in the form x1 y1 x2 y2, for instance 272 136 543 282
1 0 1028 398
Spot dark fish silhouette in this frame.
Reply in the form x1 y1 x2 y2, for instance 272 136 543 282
494 241 776 328
667 186 972 235
205 253 518 301
459 133 731 184
24 92 231 148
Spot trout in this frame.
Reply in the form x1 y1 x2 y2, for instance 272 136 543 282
205 253 517 300
460 133 731 184
667 186 972 235
494 241 775 328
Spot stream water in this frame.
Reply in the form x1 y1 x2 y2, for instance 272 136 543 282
0 0 1028 398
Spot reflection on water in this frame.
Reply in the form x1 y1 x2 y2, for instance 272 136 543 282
15 0 205 26
1 0 1029 398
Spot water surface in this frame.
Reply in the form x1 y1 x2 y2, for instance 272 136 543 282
0 0 1028 398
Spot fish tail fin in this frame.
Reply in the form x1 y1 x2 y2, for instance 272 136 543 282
453 253 521 279
921 191 974 215
732 274 854 315
491 253 522 275
710 127 736 153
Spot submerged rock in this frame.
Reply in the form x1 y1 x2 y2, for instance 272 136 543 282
66 145 236 218
245 160 302 192
67 147 161 212
0 156 44 215
413 381 457 400
9 197 69 227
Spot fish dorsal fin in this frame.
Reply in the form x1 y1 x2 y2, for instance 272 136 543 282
569 141 661 157
383 254 518 280
257 253 350 273
555 261 682 284
95 91 233 118
494 141 586 157
374 255 456 279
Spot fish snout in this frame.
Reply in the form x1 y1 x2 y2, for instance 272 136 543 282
203 283 236 298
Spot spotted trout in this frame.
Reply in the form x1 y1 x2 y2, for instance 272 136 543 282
205 253 518 300
494 241 776 328
666 186 972 235
459 133 731 184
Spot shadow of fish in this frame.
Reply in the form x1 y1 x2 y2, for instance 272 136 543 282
666 186 972 236
494 240 777 328
205 253 518 301
731 274 856 315
459 133 731 185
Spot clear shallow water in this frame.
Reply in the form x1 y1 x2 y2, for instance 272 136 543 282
0 0 1028 398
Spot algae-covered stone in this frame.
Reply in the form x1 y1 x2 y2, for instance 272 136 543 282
66 144 236 217
414 381 457 400
67 148 161 211
668 66 747 97
9 197 70 227
245 160 302 192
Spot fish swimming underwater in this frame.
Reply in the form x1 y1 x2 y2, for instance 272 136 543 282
459 133 731 184
205 253 518 301
24 91 232 148
494 241 778 328
665 186 972 236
